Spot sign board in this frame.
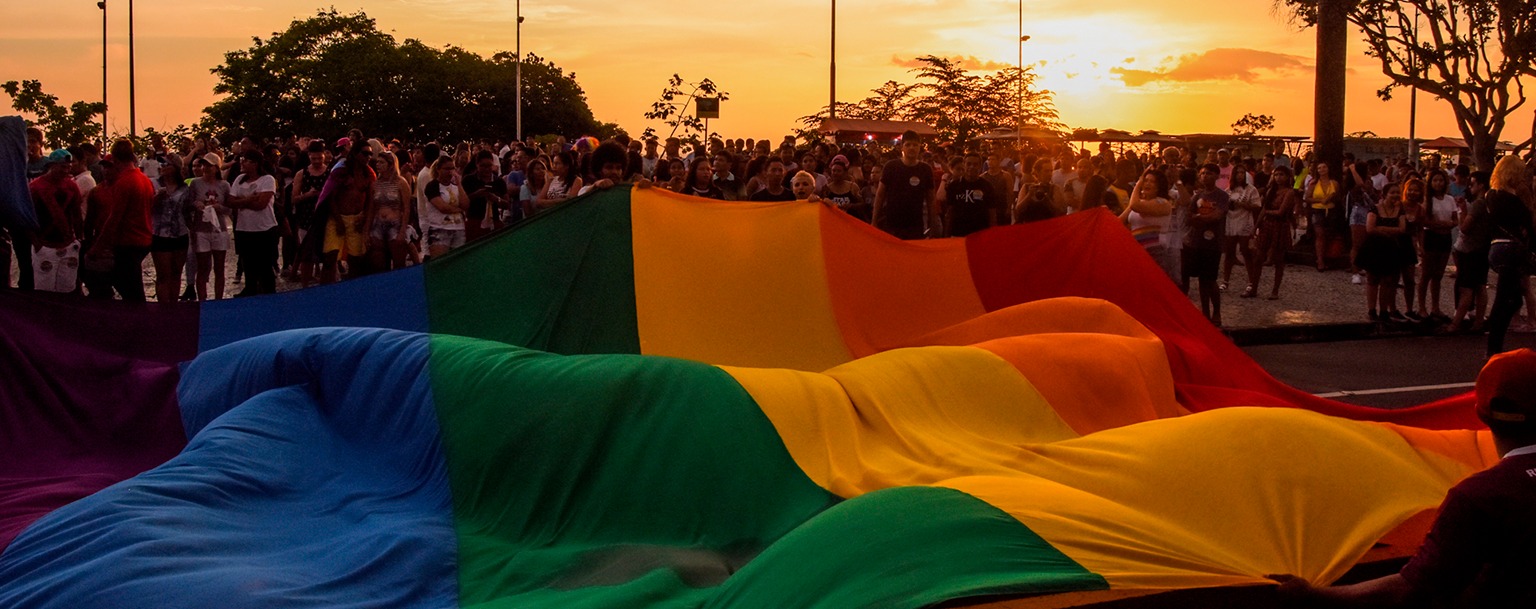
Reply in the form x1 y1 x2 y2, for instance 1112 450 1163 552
696 97 720 120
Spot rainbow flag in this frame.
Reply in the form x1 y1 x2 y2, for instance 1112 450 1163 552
0 186 1491 608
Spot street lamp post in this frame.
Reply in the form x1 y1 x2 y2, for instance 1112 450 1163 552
515 0 523 142
128 0 136 139
1017 0 1030 155
98 1 107 145
830 0 836 120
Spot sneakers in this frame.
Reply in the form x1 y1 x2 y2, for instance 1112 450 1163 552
1387 310 1408 321
1405 311 1424 322
1368 310 1380 321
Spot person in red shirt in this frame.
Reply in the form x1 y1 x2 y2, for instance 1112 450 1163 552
83 140 155 302
28 149 85 293
1271 348 1536 606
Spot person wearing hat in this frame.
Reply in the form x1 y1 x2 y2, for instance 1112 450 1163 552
1270 348 1536 606
27 149 85 293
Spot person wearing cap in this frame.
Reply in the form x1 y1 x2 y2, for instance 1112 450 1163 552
1270 348 1536 606
27 149 85 293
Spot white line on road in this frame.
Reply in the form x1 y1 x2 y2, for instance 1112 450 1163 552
1314 382 1476 399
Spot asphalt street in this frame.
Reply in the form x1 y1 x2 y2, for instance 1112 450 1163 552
1242 333 1536 408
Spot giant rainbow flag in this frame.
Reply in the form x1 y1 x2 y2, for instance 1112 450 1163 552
0 186 1494 608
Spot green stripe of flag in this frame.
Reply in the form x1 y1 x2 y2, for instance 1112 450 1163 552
425 188 641 355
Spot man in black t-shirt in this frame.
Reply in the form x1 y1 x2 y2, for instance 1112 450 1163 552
873 130 937 239
940 152 997 238
1273 348 1536 607
461 150 510 242
749 158 796 202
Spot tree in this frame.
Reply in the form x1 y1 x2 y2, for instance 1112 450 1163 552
643 74 729 148
903 56 1058 144
795 57 1058 146
1231 113 1278 135
2 80 106 148
203 8 600 143
1282 0 1536 169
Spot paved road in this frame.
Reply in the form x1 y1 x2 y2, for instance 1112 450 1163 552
1243 334 1536 408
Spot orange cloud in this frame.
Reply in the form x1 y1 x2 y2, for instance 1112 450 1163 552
890 54 1014 71
1111 48 1311 87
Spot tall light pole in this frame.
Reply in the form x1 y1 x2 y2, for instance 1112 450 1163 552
515 0 523 142
98 1 107 145
1017 0 1030 154
829 0 836 120
128 0 136 139
1408 7 1419 166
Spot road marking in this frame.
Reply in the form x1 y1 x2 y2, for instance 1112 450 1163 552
1314 382 1476 399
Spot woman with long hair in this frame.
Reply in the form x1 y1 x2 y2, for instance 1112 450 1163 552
1417 171 1458 321
1222 167 1260 293
537 151 582 210
1305 161 1340 271
421 156 466 258
228 150 280 295
189 154 231 300
1358 181 1406 321
1249 165 1300 299
368 151 413 272
682 157 725 199
520 158 548 217
1118 170 1177 284
1485 156 1534 356
149 163 191 302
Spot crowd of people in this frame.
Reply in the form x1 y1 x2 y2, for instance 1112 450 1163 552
10 124 1536 354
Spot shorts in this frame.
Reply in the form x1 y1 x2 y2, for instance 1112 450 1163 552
1309 209 1330 231
1348 204 1371 227
323 213 368 257
193 229 229 253
371 217 401 242
151 235 189 253
427 227 466 250
31 241 80 293
1454 249 1489 291
1181 247 1220 282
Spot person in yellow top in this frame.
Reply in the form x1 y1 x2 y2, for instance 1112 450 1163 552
1304 161 1341 272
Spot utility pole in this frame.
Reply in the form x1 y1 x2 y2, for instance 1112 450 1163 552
1408 7 1419 166
515 0 523 142
99 1 107 144
128 0 137 138
829 0 836 120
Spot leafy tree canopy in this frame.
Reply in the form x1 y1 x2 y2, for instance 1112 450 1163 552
798 56 1059 145
203 8 600 143
1231 113 1277 136
1279 0 1536 167
2 79 105 149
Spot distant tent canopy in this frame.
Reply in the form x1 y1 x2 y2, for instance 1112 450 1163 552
971 126 1065 143
1417 136 1516 152
818 119 937 144
1075 129 1175 144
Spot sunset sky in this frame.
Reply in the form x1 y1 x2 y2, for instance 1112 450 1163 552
2 0 1531 145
